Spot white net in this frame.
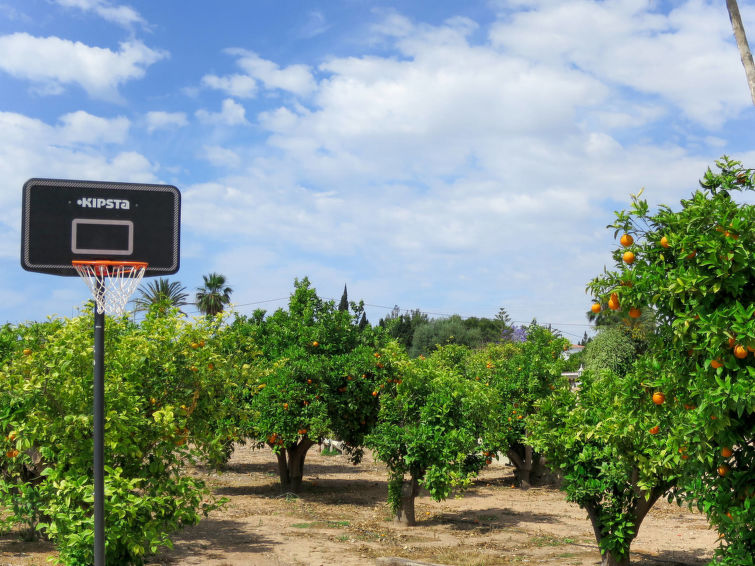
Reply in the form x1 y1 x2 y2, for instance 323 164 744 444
73 261 147 315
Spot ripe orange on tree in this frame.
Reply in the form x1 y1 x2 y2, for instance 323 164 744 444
649 425 660 435
660 236 670 248
718 464 730 477
608 293 620 311
623 251 635 264
628 307 641 319
22 348 32 356
733 345 747 359
652 392 665 405
591 302 601 314
721 447 733 458
710 359 723 369
620 233 634 247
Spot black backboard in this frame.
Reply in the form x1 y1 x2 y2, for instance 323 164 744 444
21 178 180 276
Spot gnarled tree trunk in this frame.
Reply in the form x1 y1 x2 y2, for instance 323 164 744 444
584 481 667 566
275 437 314 492
507 443 546 488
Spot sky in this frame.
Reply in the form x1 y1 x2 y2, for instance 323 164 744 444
1 0 755 342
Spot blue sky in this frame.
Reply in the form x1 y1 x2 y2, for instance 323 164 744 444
1 0 755 342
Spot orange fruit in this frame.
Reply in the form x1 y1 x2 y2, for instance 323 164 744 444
721 447 733 458
620 234 634 247
718 464 730 477
649 425 660 435
283 403 289 410
686 250 697 259
311 341 319 347
374 352 381 358
660 236 670 248
591 303 601 314
728 337 736 348
628 308 641 319
622 251 635 264
683 403 696 410
22 349 32 356
6 449 19 458
372 390 378 397
652 392 665 405
734 345 747 359
298 429 307 435
608 293 620 311
711 359 723 369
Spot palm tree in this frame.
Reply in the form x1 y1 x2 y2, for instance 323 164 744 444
196 273 233 317
132 278 189 312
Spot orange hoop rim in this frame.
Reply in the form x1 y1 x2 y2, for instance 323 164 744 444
72 260 148 276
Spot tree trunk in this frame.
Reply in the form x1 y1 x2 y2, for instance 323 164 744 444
507 444 544 488
600 551 629 566
727 0 755 105
394 475 419 526
275 438 314 492
583 483 667 566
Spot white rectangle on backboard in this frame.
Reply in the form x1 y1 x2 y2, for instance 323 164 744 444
71 219 134 255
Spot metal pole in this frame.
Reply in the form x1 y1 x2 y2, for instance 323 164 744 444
93 299 106 566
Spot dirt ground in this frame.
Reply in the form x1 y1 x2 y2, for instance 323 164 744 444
1 445 719 566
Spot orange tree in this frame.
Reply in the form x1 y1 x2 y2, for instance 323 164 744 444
365 344 502 525
528 351 684 566
0 306 235 564
403 325 570 490
237 278 397 492
477 325 570 486
586 157 755 565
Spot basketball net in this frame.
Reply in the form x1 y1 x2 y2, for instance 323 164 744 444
72 260 147 315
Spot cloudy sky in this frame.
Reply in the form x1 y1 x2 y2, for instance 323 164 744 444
2 0 754 341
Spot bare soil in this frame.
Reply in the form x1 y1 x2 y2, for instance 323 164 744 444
1 445 719 566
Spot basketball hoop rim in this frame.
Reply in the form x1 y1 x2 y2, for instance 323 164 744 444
72 260 148 277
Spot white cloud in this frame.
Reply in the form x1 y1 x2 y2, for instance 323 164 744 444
53 0 146 29
224 49 316 96
200 145 241 168
0 33 167 100
195 98 248 126
58 110 130 144
145 111 189 133
0 111 157 238
200 73 257 98
489 0 750 128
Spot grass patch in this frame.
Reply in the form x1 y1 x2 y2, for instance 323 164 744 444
321 447 341 456
291 520 350 529
528 533 576 547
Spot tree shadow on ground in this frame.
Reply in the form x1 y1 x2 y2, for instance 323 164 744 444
0 530 56 558
631 548 712 566
219 457 365 478
214 475 387 507
424 505 566 533
146 519 274 565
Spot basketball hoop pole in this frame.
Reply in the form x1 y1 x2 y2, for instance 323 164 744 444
93 287 106 566
71 261 148 566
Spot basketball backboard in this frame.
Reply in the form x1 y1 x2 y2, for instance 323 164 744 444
21 178 180 277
